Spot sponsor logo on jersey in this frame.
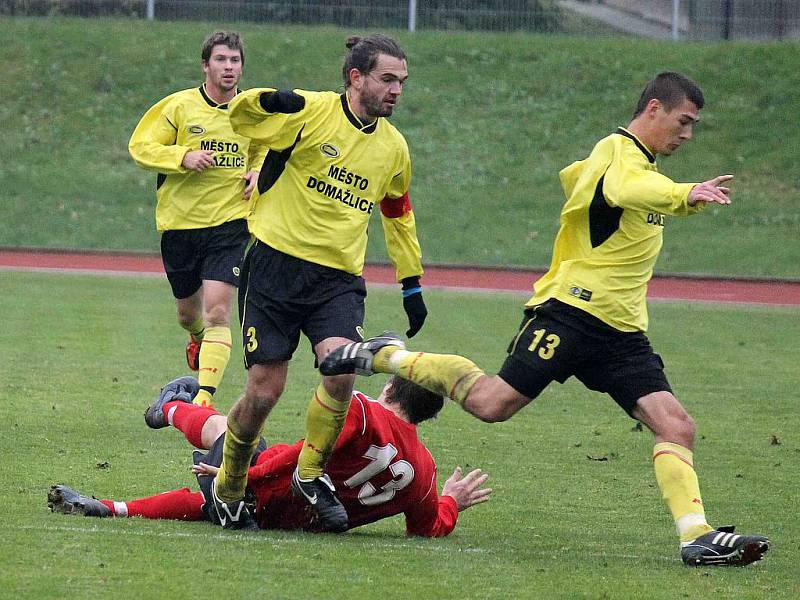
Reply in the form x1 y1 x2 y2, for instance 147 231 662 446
569 285 593 302
647 212 665 226
327 165 369 190
320 143 340 158
232 266 240 277
356 326 365 340
188 125 206 135
199 139 245 168
306 176 374 214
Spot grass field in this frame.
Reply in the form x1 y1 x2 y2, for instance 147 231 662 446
2 17 800 277
2 270 799 599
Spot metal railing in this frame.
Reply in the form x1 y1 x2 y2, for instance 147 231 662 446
2 0 798 39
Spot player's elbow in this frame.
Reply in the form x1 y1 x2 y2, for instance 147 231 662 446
127 142 146 165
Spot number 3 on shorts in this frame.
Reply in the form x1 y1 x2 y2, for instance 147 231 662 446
528 328 560 360
246 326 258 352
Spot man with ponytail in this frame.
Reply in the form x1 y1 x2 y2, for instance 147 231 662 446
209 35 428 532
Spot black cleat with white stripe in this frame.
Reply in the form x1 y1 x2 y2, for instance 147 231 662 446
319 332 405 377
681 526 770 566
291 469 349 533
208 478 259 531
48 485 111 518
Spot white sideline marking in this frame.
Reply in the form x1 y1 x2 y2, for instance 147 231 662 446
0 266 163 279
19 523 678 562
17 523 491 553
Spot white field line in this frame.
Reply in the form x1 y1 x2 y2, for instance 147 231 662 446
16 522 683 563
0 265 164 278
17 522 490 553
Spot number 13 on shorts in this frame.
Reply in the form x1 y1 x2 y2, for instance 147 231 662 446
528 328 560 360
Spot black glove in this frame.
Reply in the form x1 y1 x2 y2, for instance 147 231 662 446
401 276 427 338
259 90 305 114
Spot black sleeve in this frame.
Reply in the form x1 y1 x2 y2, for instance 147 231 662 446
259 90 306 114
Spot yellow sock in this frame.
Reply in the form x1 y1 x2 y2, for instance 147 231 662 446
195 326 231 406
182 317 205 342
215 421 260 502
652 442 714 542
296 384 350 480
373 347 484 406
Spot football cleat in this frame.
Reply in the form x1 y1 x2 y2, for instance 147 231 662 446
209 478 259 532
291 469 349 533
319 331 405 377
48 485 111 518
186 338 201 371
144 376 200 429
681 526 770 566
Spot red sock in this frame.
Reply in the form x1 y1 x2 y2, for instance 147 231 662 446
122 488 206 520
165 401 219 448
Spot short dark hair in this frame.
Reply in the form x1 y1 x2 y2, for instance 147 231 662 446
201 31 245 65
386 377 444 425
342 34 406 87
633 71 703 117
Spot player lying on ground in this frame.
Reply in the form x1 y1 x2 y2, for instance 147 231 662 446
320 73 770 566
48 376 490 535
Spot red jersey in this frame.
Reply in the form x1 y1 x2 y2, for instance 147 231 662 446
247 392 458 536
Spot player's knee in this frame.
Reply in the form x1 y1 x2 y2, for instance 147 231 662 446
202 415 228 446
203 303 230 327
475 410 511 423
468 397 516 423
176 309 197 328
239 388 280 420
465 378 528 423
674 412 696 444
322 373 356 399
245 373 284 414
658 410 696 447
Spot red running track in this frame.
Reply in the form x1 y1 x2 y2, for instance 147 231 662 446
2 248 799 306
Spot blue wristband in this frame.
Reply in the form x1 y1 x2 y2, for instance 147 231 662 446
402 286 422 298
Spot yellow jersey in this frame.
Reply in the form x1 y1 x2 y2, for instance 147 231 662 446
527 128 702 332
129 85 267 231
228 88 423 280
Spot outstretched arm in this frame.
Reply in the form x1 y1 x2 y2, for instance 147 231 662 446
441 467 492 511
405 467 492 537
687 175 733 206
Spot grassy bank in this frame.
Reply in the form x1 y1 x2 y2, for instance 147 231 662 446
2 17 799 277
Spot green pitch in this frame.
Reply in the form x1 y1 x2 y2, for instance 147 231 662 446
2 272 798 599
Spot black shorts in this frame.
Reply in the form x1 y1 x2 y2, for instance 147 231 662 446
160 219 250 299
497 299 672 415
192 432 267 525
238 240 367 366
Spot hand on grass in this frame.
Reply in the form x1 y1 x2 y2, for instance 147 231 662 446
442 466 492 511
